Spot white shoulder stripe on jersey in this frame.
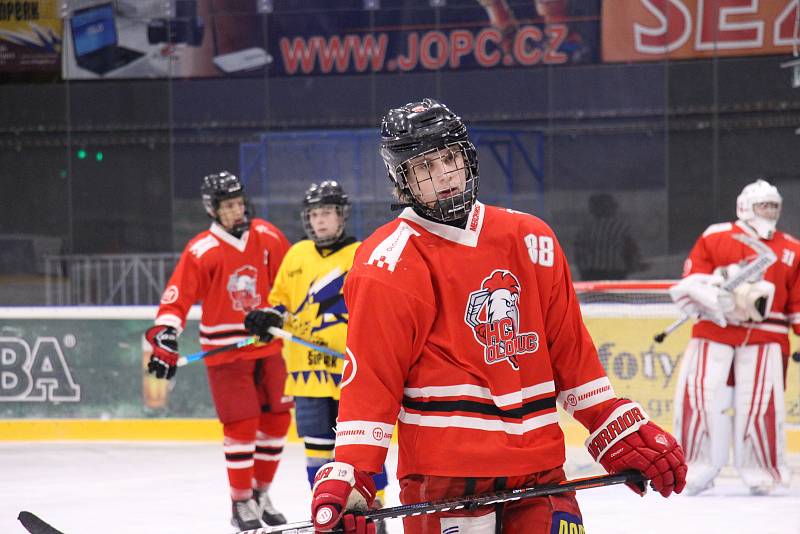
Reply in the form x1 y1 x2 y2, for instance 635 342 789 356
335 420 394 449
398 408 559 435
366 222 420 272
702 222 733 237
557 376 615 415
404 381 555 408
189 235 220 258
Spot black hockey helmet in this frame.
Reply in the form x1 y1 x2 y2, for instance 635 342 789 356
379 98 479 222
301 180 351 247
200 171 249 235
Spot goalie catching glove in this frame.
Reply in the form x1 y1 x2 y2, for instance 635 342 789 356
669 273 730 327
244 307 284 342
311 461 377 534
713 263 775 324
586 399 687 497
144 325 179 380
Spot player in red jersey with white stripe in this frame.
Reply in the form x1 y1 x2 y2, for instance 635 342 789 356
669 178 800 496
309 99 686 534
144 172 293 530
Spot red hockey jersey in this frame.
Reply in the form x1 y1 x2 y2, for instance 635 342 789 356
155 219 291 366
335 202 617 479
683 221 800 355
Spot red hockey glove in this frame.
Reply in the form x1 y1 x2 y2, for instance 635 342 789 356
311 462 377 534
144 325 179 380
586 399 687 497
244 308 284 342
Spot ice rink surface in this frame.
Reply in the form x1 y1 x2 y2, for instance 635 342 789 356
2 442 798 534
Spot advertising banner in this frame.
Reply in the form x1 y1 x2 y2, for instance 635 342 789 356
2 307 797 439
581 314 800 430
0 0 61 72
62 0 600 80
602 0 800 63
0 308 215 418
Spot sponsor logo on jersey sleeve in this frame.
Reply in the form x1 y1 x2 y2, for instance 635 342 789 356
464 269 539 370
160 284 179 304
340 347 358 388
226 265 262 312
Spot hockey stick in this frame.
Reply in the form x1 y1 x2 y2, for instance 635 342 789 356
177 327 344 367
18 512 65 534
177 335 261 366
654 238 777 343
17 471 646 534
267 327 345 360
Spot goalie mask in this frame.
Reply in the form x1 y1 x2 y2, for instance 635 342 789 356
201 171 250 237
380 98 479 223
736 179 782 240
302 180 351 247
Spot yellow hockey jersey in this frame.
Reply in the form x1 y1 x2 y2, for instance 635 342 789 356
269 238 358 399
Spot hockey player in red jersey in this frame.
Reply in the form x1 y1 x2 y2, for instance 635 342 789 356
309 99 687 534
144 172 293 530
669 178 800 496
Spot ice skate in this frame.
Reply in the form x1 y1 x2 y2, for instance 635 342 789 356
231 498 262 531
253 488 287 526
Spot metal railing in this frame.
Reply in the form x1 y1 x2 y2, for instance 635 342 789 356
45 253 181 305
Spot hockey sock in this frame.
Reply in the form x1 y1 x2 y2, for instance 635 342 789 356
253 411 291 487
372 464 389 492
304 436 336 487
223 417 259 501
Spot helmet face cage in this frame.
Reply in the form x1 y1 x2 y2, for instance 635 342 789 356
200 172 249 235
380 98 480 223
392 141 479 222
735 179 782 239
301 180 351 247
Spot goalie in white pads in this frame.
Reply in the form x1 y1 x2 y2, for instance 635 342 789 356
670 179 800 495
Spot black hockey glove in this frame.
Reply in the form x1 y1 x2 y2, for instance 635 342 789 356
244 308 284 341
144 325 179 380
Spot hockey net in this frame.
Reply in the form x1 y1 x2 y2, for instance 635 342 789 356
562 280 800 477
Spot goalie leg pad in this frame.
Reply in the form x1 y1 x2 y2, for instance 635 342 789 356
733 343 790 492
672 339 734 493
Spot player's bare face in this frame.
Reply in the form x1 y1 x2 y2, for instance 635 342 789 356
216 196 246 231
753 201 780 221
309 206 341 241
405 147 468 209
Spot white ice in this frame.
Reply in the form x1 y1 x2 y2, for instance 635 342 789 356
1 442 798 534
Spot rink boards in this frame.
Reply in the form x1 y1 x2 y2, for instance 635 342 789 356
0 306 797 455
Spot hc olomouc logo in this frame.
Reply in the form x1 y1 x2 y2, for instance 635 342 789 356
464 269 539 370
227 265 262 312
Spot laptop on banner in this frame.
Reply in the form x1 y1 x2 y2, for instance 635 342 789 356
70 3 145 76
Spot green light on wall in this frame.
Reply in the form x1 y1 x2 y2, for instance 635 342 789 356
95 151 104 162
77 149 87 160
